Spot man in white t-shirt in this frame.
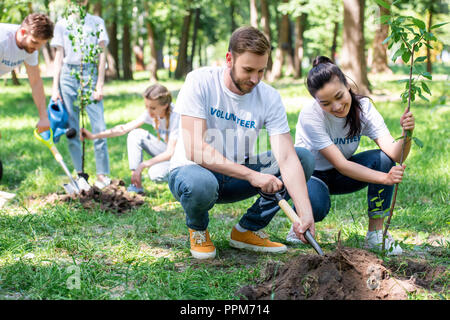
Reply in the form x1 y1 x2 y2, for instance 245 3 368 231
0 13 54 132
168 26 316 259
50 3 111 189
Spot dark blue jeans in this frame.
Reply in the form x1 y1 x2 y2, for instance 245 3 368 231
168 147 315 231
306 149 395 222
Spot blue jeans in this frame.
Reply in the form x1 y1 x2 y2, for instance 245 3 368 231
168 147 315 231
306 149 395 222
59 64 110 175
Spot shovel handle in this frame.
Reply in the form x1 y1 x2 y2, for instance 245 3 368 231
278 198 324 256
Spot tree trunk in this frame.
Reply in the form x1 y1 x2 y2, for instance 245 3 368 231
189 8 201 72
167 17 175 78
230 0 237 33
371 2 391 74
122 0 133 80
134 44 146 71
106 0 119 80
147 26 158 81
260 0 273 78
93 1 102 16
330 21 339 61
250 0 258 28
341 0 370 94
293 13 307 79
426 9 433 74
174 7 193 79
42 0 54 76
269 0 294 81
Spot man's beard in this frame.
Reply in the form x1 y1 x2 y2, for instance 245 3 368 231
230 66 257 94
17 38 34 53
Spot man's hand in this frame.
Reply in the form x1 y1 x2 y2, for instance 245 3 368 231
93 85 103 101
292 214 316 244
248 172 283 194
36 117 50 133
80 128 95 141
51 90 62 102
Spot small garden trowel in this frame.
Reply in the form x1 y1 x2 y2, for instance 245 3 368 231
34 129 90 195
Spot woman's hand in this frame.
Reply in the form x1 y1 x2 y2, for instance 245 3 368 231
400 107 415 133
131 165 144 188
384 164 406 185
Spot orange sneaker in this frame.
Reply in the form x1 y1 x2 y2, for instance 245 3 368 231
189 228 216 259
229 226 287 253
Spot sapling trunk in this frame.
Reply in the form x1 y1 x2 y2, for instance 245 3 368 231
80 62 86 174
382 45 414 251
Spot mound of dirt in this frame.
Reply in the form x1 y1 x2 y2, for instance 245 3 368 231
32 179 145 214
237 247 420 300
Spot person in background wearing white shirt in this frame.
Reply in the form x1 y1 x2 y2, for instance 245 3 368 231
168 26 315 260
0 13 54 133
287 56 415 255
50 4 111 189
81 84 180 194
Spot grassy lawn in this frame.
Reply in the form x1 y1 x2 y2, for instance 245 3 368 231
0 67 448 300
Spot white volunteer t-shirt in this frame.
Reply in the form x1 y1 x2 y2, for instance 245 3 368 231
0 24 38 76
170 66 290 170
136 103 180 142
51 14 109 65
295 97 390 171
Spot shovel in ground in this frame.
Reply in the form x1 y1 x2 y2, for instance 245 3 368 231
258 186 324 256
34 128 90 195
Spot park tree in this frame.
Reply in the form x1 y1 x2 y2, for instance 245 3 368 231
371 0 391 74
260 0 273 77
174 1 193 79
250 0 259 28
341 0 371 95
121 0 133 80
270 0 295 81
143 1 159 82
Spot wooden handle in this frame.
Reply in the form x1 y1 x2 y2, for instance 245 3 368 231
278 199 302 226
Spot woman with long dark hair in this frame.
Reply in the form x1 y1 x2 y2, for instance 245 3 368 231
287 56 415 255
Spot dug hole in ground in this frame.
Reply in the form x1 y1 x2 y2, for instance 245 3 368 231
237 246 447 300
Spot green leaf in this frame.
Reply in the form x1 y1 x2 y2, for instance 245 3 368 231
402 50 411 64
392 47 405 62
422 72 432 80
430 22 449 30
415 56 427 63
421 81 431 95
412 137 424 148
418 93 429 102
412 18 426 30
374 0 390 10
379 15 391 24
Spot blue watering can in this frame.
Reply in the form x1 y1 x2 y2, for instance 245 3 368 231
47 99 76 143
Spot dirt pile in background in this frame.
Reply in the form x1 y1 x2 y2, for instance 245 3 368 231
237 247 444 300
32 179 145 214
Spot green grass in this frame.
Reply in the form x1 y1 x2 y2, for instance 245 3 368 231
0 68 448 300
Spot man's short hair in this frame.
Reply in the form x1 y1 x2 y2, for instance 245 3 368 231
21 13 54 40
228 26 271 57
